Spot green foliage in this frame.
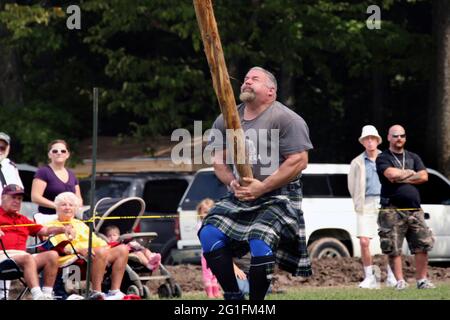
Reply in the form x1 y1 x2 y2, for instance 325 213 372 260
0 102 80 165
0 0 433 165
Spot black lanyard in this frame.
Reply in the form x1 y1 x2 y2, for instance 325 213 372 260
0 164 8 188
389 151 405 170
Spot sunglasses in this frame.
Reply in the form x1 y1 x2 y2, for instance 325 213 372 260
0 145 7 151
392 134 406 139
51 149 68 154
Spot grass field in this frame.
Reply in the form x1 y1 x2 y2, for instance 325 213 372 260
165 281 450 300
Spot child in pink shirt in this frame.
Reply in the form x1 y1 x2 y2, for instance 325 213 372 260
197 198 221 298
105 225 161 272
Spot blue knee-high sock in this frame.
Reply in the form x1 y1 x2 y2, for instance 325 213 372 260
248 239 275 301
249 239 273 257
199 224 227 253
199 225 243 300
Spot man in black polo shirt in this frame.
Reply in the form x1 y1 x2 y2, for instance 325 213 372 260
376 124 435 290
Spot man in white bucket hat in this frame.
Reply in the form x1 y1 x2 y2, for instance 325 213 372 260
348 125 397 289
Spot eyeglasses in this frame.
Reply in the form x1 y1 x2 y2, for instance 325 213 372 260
51 149 68 154
392 134 406 139
0 145 7 151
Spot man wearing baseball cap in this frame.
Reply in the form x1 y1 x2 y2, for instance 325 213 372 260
348 125 397 289
0 184 76 300
0 132 24 299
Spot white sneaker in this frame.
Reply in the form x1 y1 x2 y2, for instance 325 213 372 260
34 293 54 300
66 294 85 300
105 290 125 300
417 279 436 289
395 279 409 290
87 291 106 300
386 275 397 287
358 275 380 289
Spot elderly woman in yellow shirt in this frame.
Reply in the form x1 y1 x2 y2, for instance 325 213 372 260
48 191 129 300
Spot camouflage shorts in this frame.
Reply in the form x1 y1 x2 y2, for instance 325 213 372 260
377 207 434 256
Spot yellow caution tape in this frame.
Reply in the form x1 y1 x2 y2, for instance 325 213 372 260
0 207 424 229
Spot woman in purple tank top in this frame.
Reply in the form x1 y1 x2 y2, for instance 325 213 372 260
31 139 83 215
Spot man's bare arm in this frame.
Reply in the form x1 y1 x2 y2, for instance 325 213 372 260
239 151 308 201
212 149 236 187
259 151 308 193
399 169 428 184
383 167 415 183
38 225 75 240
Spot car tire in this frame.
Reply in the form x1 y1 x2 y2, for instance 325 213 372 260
308 237 350 259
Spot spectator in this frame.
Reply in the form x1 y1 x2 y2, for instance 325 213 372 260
0 184 75 300
376 124 435 290
104 225 161 272
197 198 221 298
47 192 129 299
0 132 23 203
348 125 397 288
0 132 24 299
31 139 82 215
197 198 247 298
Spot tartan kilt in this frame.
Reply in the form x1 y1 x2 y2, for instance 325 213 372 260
200 178 312 277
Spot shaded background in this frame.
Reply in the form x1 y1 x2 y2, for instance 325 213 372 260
0 0 448 177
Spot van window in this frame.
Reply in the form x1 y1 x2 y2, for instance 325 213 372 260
181 172 228 210
80 180 131 204
328 174 351 198
143 179 189 214
18 169 35 202
417 173 450 205
302 174 332 197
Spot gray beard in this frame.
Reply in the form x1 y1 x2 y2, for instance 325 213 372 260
239 91 256 103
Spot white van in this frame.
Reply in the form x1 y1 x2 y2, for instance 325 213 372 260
172 164 450 264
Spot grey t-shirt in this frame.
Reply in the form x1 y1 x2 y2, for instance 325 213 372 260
208 101 313 181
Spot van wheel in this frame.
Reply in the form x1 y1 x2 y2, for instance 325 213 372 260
308 237 350 259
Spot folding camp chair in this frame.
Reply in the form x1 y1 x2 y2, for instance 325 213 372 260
0 239 28 300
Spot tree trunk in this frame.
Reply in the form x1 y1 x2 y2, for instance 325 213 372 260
280 64 294 107
193 0 253 181
0 1 24 108
429 0 450 178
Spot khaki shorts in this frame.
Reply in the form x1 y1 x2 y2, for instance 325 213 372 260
356 196 379 238
377 207 434 256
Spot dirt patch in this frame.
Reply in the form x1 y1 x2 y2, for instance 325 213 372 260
157 255 450 293
8 256 450 298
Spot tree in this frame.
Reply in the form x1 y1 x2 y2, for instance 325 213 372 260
0 0 23 108
428 0 450 178
0 0 436 171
